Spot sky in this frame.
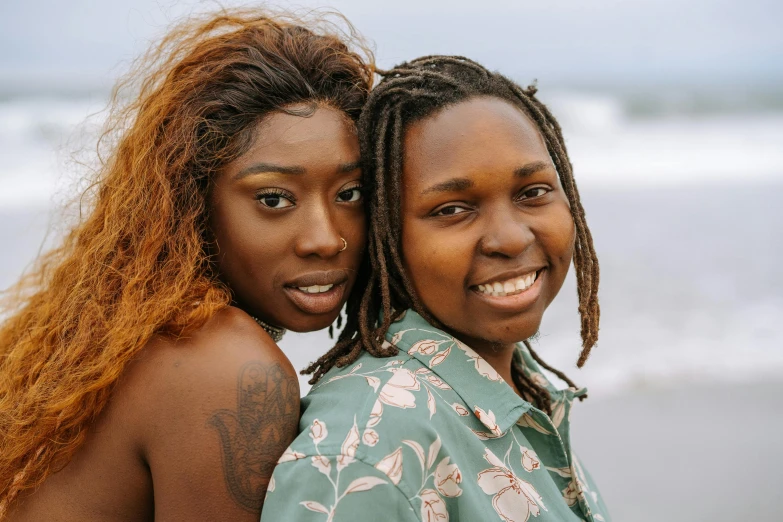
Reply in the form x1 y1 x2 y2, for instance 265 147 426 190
1 0 782 92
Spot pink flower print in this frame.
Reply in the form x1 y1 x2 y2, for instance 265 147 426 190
435 457 463 497
474 407 503 437
429 346 452 367
367 399 383 428
425 374 451 390
277 447 306 463
309 419 328 444
337 420 360 470
454 341 503 381
408 340 439 356
477 449 546 522
519 447 541 473
379 368 420 409
375 447 403 485
420 489 448 521
362 428 379 447
452 403 470 416
311 455 332 476
470 354 503 381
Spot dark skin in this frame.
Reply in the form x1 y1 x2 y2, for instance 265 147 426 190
211 105 366 333
401 96 575 389
9 105 365 521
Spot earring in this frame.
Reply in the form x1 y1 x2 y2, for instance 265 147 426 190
339 237 347 252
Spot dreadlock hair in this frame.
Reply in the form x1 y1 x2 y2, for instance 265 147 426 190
304 56 600 414
0 8 373 515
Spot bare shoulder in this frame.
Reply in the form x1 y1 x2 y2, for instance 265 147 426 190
119 306 300 519
132 306 299 417
151 305 293 367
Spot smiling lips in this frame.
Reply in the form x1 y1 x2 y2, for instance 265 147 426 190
297 284 335 294
476 270 539 297
284 270 349 316
470 268 545 312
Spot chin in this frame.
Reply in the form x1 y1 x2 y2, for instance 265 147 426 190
492 318 543 345
283 312 340 334
444 317 540 349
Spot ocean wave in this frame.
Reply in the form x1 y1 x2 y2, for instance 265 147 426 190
1 93 782 209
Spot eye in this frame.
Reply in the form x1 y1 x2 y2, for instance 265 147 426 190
337 185 363 203
517 186 551 200
434 205 470 216
256 190 295 209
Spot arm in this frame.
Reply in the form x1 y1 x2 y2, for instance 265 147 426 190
132 310 299 521
261 456 418 521
207 360 297 511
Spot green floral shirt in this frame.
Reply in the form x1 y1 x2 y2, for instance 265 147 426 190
262 310 610 522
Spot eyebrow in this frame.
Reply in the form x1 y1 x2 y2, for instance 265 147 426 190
515 161 551 178
420 177 474 196
337 160 362 173
234 160 361 180
418 161 552 196
235 163 305 179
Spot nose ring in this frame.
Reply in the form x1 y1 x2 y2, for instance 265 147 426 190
339 237 348 252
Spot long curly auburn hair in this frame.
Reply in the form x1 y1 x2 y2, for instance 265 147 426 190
0 8 373 515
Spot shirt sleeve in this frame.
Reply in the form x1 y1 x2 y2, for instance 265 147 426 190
261 454 418 521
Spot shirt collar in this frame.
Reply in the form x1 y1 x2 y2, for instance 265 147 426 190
386 309 534 436
513 344 588 401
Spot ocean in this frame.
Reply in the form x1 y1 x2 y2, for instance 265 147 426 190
2 88 781 398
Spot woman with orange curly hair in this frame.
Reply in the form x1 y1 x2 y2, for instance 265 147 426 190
0 8 373 521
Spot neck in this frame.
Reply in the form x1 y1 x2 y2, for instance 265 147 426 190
249 315 286 342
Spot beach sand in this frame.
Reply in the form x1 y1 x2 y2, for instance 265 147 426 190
571 379 783 521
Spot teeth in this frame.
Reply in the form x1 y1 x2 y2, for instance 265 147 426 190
476 271 539 297
298 284 334 294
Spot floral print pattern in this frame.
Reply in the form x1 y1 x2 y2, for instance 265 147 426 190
261 310 610 522
477 448 546 522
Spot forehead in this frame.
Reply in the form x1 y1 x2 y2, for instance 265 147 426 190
402 96 550 183
233 105 358 169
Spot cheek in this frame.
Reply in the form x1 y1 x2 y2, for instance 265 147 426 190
210 197 285 286
540 203 576 266
345 209 367 247
401 221 470 307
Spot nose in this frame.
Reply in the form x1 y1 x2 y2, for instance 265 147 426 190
293 199 345 259
478 204 534 258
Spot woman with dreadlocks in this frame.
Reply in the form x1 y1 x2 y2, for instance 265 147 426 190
262 56 609 522
0 8 372 522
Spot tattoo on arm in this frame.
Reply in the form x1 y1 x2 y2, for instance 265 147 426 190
208 361 299 512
